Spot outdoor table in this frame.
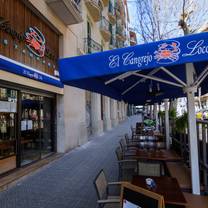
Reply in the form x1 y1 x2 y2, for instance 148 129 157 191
134 149 182 162
132 135 159 141
132 175 187 206
153 132 165 139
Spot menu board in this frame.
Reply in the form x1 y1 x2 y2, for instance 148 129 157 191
0 101 17 113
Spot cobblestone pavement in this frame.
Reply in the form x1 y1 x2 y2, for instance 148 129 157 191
0 115 141 208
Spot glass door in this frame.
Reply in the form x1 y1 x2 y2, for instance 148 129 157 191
0 87 17 174
20 93 54 165
40 96 53 158
20 93 41 166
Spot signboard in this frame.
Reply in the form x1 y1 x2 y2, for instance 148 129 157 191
25 27 46 58
0 0 59 79
59 32 208 81
0 101 17 113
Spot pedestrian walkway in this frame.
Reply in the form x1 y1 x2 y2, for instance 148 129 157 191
0 115 141 208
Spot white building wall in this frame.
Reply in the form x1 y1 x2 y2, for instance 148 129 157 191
29 0 88 152
29 0 129 152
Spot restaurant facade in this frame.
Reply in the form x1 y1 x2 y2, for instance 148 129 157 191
0 0 65 174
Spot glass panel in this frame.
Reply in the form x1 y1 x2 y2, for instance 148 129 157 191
0 87 17 174
40 97 53 158
20 93 41 166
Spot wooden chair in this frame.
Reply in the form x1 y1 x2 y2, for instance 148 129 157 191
119 138 138 154
115 147 137 180
94 169 121 208
137 161 162 177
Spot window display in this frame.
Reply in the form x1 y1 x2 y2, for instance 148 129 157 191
0 87 55 174
0 87 17 174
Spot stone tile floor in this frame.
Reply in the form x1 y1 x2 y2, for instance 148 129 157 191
0 115 141 208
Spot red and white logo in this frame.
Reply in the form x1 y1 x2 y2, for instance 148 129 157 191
154 40 180 64
25 27 45 57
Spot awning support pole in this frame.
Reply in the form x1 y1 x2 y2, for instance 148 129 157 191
122 68 161 95
133 72 183 88
185 63 200 195
193 65 208 87
160 67 187 86
164 99 170 149
105 71 134 85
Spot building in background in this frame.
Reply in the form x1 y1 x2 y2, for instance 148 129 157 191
129 29 137 46
0 0 131 175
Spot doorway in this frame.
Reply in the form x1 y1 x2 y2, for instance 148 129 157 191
20 92 54 166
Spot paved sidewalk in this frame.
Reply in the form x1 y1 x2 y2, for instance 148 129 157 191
0 115 141 208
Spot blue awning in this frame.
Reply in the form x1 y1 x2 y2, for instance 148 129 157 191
59 32 208 104
0 55 63 88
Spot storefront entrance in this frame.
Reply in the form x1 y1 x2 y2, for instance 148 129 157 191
21 93 54 165
0 86 55 174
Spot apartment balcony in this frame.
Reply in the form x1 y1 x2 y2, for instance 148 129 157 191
84 37 102 54
100 17 111 42
116 40 124 48
46 0 82 25
116 25 123 41
109 35 116 49
85 0 101 22
115 2 121 18
100 0 109 7
108 1 116 25
122 30 127 41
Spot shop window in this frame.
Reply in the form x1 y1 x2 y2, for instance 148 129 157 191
0 87 17 174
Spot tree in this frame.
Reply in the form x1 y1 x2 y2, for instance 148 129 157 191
129 0 208 43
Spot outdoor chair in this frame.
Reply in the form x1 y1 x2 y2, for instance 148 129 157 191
115 146 137 181
130 125 137 138
119 138 138 154
94 169 121 208
137 161 162 177
124 134 140 147
125 133 141 144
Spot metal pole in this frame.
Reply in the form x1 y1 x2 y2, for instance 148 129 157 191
154 103 159 131
185 63 200 195
164 99 170 149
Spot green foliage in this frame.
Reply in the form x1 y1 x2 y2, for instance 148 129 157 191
175 112 188 133
158 110 165 118
144 119 155 127
169 108 177 120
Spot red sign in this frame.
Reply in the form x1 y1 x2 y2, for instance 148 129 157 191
25 27 46 57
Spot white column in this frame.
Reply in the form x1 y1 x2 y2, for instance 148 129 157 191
91 92 103 136
152 105 154 119
121 101 125 120
110 99 118 127
103 96 111 131
149 105 152 119
56 94 66 153
124 103 128 118
154 103 159 131
164 99 170 149
118 101 122 122
186 63 200 195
